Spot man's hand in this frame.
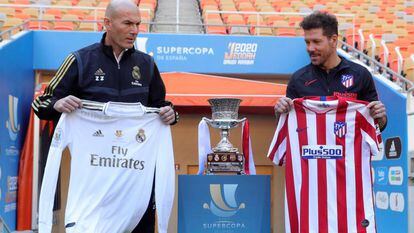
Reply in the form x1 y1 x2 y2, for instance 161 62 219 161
367 100 387 129
159 106 176 125
274 97 293 115
53 95 82 113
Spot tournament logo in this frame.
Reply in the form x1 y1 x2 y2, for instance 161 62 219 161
334 121 347 138
136 129 146 143
6 95 20 141
341 74 354 88
115 130 123 138
223 42 257 65
94 68 105 81
203 184 245 217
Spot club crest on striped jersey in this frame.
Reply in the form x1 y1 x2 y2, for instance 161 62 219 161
334 121 347 138
341 74 354 88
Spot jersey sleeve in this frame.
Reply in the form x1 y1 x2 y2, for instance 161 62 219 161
267 113 288 166
31 54 78 120
38 113 71 233
357 107 381 156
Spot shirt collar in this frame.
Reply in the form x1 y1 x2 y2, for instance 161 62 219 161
100 32 134 60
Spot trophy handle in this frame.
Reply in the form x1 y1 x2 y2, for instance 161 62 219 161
202 117 214 126
236 117 247 124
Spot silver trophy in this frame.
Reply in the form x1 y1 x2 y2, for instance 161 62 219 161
203 98 246 174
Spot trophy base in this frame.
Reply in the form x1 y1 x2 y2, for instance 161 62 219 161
206 152 244 175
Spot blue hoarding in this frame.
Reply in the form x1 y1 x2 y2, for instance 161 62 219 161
178 175 270 233
0 32 34 230
33 31 309 74
371 76 408 232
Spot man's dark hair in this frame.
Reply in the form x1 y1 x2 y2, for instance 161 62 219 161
300 11 338 37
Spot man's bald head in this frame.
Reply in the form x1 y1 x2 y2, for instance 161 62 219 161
105 0 139 19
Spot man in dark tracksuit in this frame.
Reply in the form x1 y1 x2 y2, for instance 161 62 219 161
32 0 177 232
274 11 387 131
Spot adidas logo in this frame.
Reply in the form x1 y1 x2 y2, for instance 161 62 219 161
94 68 105 76
92 130 104 137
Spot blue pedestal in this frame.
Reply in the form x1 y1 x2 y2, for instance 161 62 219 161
178 175 270 233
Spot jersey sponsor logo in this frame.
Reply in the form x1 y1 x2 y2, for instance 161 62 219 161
334 121 347 138
203 184 245 218
94 68 105 81
136 129 146 143
92 129 104 137
333 91 357 99
304 79 318 86
6 95 21 141
341 74 354 88
90 146 145 170
301 145 343 159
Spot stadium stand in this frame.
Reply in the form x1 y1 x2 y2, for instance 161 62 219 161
0 0 413 85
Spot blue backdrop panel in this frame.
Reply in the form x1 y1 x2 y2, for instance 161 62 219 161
32 31 309 74
371 77 408 233
0 32 34 230
178 175 270 233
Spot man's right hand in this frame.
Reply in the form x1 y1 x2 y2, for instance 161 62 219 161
53 95 83 113
274 97 293 116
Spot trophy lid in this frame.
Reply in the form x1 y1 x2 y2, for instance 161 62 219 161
208 98 242 120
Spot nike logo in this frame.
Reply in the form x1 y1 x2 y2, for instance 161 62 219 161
296 127 308 133
304 79 318 86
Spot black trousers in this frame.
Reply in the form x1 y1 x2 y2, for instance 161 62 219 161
132 178 156 233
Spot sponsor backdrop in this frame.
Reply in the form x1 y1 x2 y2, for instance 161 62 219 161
371 77 408 232
33 31 309 74
178 175 270 233
0 32 35 230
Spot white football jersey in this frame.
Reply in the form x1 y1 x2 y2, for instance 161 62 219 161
38 106 174 233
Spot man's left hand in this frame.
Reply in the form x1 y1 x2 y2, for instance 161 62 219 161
367 100 387 129
159 106 176 125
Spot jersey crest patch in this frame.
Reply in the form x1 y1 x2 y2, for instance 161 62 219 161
334 121 347 138
341 74 354 88
131 66 142 86
136 129 146 143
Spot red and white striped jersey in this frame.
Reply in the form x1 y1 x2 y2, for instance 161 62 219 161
268 96 380 233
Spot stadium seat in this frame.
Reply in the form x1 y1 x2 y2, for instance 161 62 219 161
275 27 296 37
28 21 51 30
256 27 272 36
2 18 24 32
0 8 15 17
78 22 96 31
403 55 414 82
53 21 76 30
206 25 227 34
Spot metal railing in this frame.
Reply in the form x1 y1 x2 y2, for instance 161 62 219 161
0 5 412 91
340 39 413 92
